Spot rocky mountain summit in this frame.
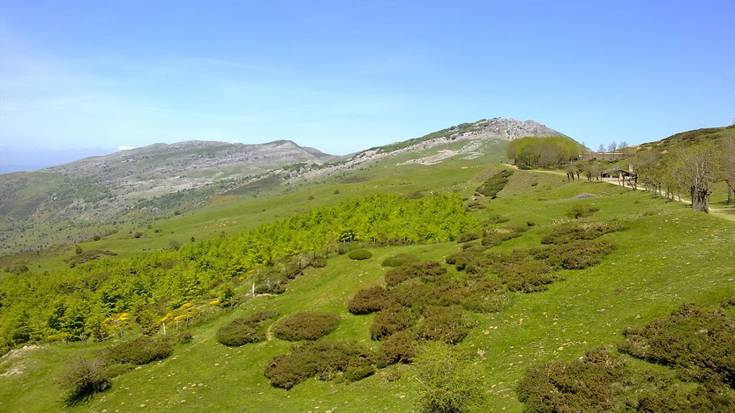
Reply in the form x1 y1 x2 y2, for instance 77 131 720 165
295 117 564 180
0 117 564 254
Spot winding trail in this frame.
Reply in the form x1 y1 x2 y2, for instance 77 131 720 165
503 164 735 221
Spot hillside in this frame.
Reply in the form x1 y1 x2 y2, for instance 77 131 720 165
0 118 564 256
0 140 336 254
1 124 734 411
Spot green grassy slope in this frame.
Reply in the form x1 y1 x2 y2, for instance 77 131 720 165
2 147 734 412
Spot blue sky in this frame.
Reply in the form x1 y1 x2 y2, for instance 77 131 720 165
1 0 733 159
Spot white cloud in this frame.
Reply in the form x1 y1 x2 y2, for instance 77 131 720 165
117 145 135 151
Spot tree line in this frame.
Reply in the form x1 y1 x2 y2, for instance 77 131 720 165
631 136 735 212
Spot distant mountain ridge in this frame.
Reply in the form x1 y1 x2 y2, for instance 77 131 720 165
0 117 564 254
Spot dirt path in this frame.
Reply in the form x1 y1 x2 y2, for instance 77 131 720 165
504 164 735 221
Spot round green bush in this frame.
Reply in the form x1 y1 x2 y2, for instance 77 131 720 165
106 336 173 365
376 330 417 368
381 253 419 267
216 319 263 346
216 311 278 347
273 312 339 341
348 249 373 260
370 305 416 340
348 286 389 315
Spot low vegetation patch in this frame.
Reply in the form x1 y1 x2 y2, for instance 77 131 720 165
216 311 278 346
264 341 375 389
348 249 373 260
58 357 112 405
566 204 599 219
370 304 417 340
476 169 513 198
106 335 173 365
375 330 417 368
541 221 624 245
517 348 629 413
348 286 390 314
481 225 527 247
619 303 735 386
273 312 340 341
518 303 735 412
384 261 447 287
416 306 470 344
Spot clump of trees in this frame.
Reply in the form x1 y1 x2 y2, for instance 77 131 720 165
632 136 735 212
0 193 479 354
507 136 582 169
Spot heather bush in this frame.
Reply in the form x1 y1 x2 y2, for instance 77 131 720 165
517 348 629 413
566 204 599 219
375 330 417 368
541 221 624 245
635 382 735 412
457 232 481 243
106 335 173 365
388 280 463 311
533 240 614 270
481 226 526 247
417 306 469 345
476 169 513 198
273 312 339 341
384 261 447 287
264 341 374 389
348 249 373 260
370 304 416 340
619 304 735 386
217 311 278 346
348 286 390 315
59 357 112 405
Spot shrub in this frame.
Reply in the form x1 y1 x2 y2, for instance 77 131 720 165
533 240 614 270
619 304 735 386
382 253 419 267
389 280 463 311
566 204 599 219
106 336 173 365
178 331 193 344
415 342 486 413
417 306 470 345
376 330 417 368
370 304 416 340
635 382 735 412
461 279 509 313
59 357 111 405
457 232 481 243
487 252 554 292
217 311 278 346
541 221 623 245
486 214 510 224
348 286 390 314
348 249 373 260
385 261 447 287
476 169 513 198
273 312 339 341
517 348 629 413
481 226 526 247
264 341 374 389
